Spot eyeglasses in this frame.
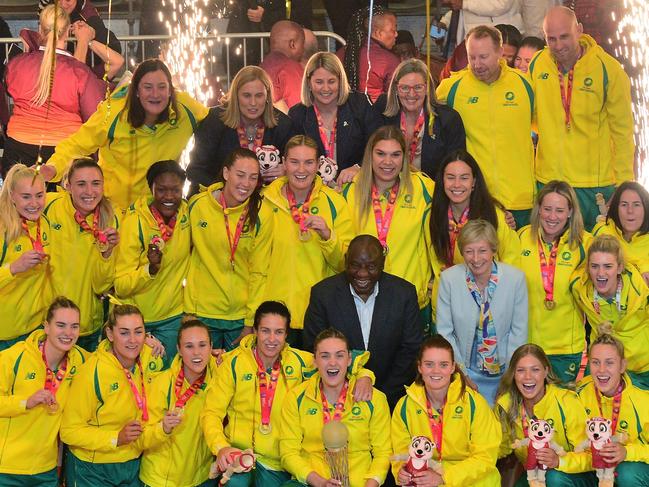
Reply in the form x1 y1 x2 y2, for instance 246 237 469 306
397 84 427 94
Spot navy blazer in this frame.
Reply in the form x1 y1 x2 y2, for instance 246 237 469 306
373 94 466 180
288 92 381 172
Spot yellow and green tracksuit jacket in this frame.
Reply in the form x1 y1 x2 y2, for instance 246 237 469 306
570 265 649 374
262 176 353 329
593 220 649 275
140 354 218 487
0 330 86 475
115 197 190 323
44 192 118 336
343 171 434 309
45 90 209 210
392 377 501 487
528 35 635 187
518 226 591 355
0 216 52 341
577 374 649 463
184 184 273 326
496 384 592 473
60 339 165 464
279 374 391 486
437 60 535 210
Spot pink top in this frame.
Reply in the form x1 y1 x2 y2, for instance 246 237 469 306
260 51 304 109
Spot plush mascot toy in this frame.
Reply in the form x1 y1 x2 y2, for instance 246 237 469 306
256 145 281 176
512 418 566 487
317 155 338 188
391 435 443 486
575 417 627 487
208 449 256 485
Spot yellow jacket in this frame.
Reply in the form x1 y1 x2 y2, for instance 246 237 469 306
437 61 535 210
60 339 165 464
200 334 315 471
593 219 649 275
280 374 391 486
518 226 591 355
0 216 52 341
140 355 218 487
392 377 501 487
44 192 118 335
496 383 592 473
528 35 635 187
570 265 649 374
46 90 209 210
577 374 649 463
115 197 190 323
184 184 273 325
343 172 434 308
0 330 86 475
262 176 354 329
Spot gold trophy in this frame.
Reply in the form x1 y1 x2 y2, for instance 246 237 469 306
322 421 350 487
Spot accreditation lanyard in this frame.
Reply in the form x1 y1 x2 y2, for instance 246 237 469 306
219 192 248 270
592 277 623 315
447 206 469 266
400 109 425 163
595 380 624 435
21 218 44 252
286 185 314 233
557 67 574 130
39 341 67 396
538 238 559 305
237 122 265 150
74 207 108 247
254 348 281 429
174 367 206 409
320 380 349 424
371 182 399 250
425 397 444 461
313 104 337 159
149 205 177 242
122 359 149 421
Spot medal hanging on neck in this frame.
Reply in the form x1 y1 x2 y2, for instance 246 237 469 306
237 122 265 150
40 340 68 413
557 65 574 130
371 182 399 255
595 380 624 434
538 238 558 310
149 205 177 251
593 276 623 315
320 379 349 424
74 206 110 252
21 218 44 253
254 348 281 434
286 185 314 242
313 103 337 160
400 109 425 165
173 366 205 415
219 191 248 270
447 206 469 267
121 358 149 421
425 396 444 461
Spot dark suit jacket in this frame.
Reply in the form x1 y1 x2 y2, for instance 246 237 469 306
304 272 423 409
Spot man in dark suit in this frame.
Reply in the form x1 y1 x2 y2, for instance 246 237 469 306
304 234 423 409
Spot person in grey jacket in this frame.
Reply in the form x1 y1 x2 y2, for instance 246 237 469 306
437 219 527 406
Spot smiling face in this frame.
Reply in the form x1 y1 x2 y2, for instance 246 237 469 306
309 67 340 107
137 70 171 125
238 79 267 124
178 326 211 379
589 251 623 299
461 239 495 281
106 314 146 368
151 172 183 221
514 354 548 404
396 72 427 114
467 35 503 84
315 337 351 389
502 43 518 67
223 156 260 207
539 191 571 242
44 307 80 355
68 166 104 217
618 189 645 238
590 343 626 397
11 176 45 221
544 10 583 69
418 346 454 396
255 313 288 365
345 241 384 300
284 144 318 194
443 160 475 207
371 138 403 189
514 45 540 73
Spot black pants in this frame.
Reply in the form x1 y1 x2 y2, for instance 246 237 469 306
1 137 54 177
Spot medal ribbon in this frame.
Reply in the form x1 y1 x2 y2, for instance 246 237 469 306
149 205 177 242
122 359 149 421
39 341 67 397
21 218 44 252
425 397 444 460
254 348 281 429
593 276 623 315
286 185 314 232
320 380 349 424
74 207 108 247
313 104 337 159
371 182 399 249
520 405 535 438
219 192 249 268
538 238 558 305
174 366 206 409
557 67 574 130
447 206 470 266
595 380 624 435
400 109 425 163
237 122 265 150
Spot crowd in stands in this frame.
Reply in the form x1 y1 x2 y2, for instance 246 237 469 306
0 1 646 486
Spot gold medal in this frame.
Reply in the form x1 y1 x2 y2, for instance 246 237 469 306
259 423 272 435
544 299 556 310
150 235 165 251
96 239 110 253
47 401 59 414
298 229 312 242
173 406 184 417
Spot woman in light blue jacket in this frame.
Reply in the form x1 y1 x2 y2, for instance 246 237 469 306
437 219 528 405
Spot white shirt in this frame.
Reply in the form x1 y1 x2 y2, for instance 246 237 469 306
349 282 380 349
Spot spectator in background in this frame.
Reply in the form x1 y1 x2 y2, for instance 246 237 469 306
514 36 545 73
520 0 562 39
496 23 522 66
260 20 305 112
300 28 318 66
392 30 418 61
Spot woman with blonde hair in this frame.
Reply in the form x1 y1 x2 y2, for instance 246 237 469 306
343 125 434 331
373 58 465 179
571 234 649 389
188 65 295 193
1 4 106 176
518 180 591 384
289 52 379 186
0 164 52 350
